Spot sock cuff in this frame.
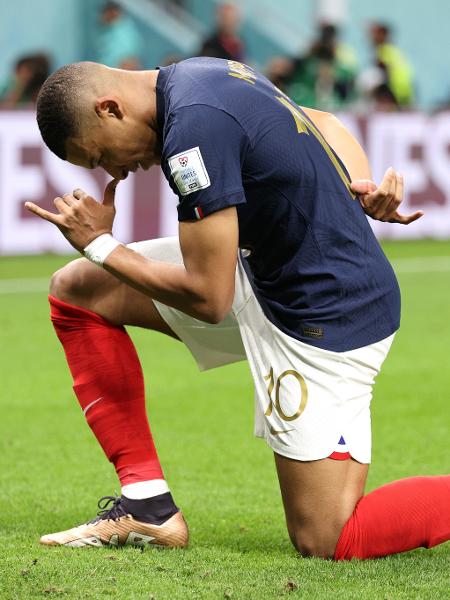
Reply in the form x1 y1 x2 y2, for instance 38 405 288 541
49 295 123 329
122 479 170 500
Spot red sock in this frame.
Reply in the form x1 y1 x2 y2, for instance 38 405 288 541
49 295 164 486
335 475 450 559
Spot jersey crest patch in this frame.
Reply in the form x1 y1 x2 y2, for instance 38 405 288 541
168 147 211 196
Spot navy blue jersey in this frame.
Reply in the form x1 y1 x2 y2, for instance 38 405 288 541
156 57 400 352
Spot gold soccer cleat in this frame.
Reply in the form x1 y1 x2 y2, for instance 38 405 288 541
40 496 189 549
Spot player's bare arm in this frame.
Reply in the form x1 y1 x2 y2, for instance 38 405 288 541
26 182 238 324
103 208 238 323
303 107 423 225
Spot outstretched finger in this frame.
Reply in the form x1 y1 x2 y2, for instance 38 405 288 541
25 202 63 225
389 210 424 225
103 178 119 206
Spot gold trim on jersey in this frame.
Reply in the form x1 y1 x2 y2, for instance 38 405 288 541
275 96 355 198
227 60 257 85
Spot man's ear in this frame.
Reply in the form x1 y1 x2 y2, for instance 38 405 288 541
95 96 124 119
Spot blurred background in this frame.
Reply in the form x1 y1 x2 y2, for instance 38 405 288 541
1 0 450 254
1 5 449 596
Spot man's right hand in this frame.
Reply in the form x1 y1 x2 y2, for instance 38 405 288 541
25 179 119 252
351 167 424 225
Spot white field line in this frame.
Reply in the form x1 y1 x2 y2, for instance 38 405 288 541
390 256 450 273
0 256 449 295
0 277 49 294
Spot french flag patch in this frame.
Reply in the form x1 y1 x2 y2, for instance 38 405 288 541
194 206 204 220
329 435 351 460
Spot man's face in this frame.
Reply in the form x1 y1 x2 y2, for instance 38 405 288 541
65 108 160 180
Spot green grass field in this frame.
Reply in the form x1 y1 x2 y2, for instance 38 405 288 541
1 240 449 599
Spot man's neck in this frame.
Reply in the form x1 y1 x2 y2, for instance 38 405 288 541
119 69 159 131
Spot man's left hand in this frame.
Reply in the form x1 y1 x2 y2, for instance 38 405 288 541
25 179 119 252
351 167 424 225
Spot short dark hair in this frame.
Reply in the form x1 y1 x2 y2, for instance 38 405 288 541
36 62 96 160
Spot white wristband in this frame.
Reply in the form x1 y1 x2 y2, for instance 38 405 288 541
83 234 122 266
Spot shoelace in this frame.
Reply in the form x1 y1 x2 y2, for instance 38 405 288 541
90 495 128 523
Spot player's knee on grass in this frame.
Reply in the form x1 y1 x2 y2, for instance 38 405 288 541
284 506 352 559
287 523 341 559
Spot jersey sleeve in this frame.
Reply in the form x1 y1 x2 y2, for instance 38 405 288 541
161 105 248 221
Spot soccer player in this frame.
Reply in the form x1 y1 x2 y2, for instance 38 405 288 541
27 58 450 558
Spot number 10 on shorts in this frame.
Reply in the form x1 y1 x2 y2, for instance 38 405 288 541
263 367 308 422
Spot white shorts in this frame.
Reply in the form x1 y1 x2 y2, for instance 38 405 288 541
128 237 395 464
